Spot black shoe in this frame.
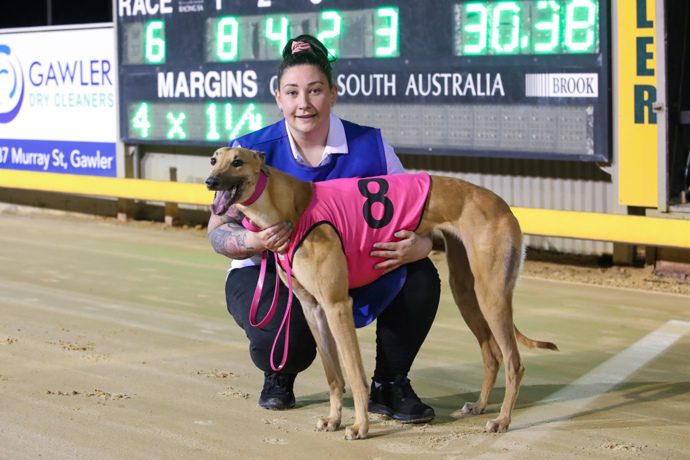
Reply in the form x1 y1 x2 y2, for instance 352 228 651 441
368 375 435 423
258 372 296 410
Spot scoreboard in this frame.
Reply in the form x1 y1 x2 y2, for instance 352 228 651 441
116 0 609 161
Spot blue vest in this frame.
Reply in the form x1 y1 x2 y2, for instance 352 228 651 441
233 119 407 328
234 118 387 181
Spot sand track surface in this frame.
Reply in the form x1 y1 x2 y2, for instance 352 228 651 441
1 210 688 459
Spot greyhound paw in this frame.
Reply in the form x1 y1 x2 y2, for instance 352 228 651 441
485 418 509 433
344 424 367 440
461 402 485 415
316 417 340 432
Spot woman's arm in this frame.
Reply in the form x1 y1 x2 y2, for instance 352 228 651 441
207 204 293 259
207 205 257 259
370 137 433 273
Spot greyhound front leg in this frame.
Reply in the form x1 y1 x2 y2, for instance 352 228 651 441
311 316 345 432
288 225 366 438
322 299 369 440
290 284 345 432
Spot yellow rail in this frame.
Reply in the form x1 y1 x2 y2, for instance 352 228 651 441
2 169 689 249
0 169 213 206
512 208 690 249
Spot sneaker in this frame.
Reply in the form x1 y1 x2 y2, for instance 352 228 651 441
368 375 435 423
258 372 296 410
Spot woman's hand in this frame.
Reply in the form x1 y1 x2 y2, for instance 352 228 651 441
249 221 293 254
370 230 433 275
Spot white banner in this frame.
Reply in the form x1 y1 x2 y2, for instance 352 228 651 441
525 73 599 98
0 26 116 176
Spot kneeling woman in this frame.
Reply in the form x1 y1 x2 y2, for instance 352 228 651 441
207 34 440 423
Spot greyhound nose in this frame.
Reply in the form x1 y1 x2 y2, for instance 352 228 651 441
205 176 219 190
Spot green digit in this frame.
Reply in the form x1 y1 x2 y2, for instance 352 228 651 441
230 103 262 139
145 20 165 64
206 103 220 141
265 17 289 56
317 11 342 58
225 103 263 140
248 106 262 132
534 1 560 53
375 7 399 57
463 3 488 55
167 112 186 139
225 103 233 132
564 0 597 52
491 2 521 54
217 17 239 61
132 102 151 138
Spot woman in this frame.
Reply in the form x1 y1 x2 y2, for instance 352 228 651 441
207 35 440 423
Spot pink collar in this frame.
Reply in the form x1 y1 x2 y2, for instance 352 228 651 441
241 171 267 206
242 216 263 232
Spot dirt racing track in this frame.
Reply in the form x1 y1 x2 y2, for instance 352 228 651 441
0 210 688 459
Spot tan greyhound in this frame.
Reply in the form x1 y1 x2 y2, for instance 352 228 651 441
205 146 558 440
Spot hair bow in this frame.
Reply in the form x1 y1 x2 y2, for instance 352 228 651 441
291 41 311 54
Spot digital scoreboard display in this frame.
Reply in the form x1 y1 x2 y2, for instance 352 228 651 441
116 0 609 161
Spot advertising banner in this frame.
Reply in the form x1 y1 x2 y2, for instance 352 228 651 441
0 26 116 177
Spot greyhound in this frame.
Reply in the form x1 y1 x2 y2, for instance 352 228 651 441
206 146 558 440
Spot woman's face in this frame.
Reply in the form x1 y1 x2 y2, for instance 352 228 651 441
274 64 338 141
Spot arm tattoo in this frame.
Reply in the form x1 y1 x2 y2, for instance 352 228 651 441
208 205 259 259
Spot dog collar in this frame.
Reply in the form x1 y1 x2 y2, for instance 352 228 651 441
241 170 267 206
242 217 263 232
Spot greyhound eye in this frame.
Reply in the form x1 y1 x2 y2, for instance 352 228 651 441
210 157 216 166
232 159 243 168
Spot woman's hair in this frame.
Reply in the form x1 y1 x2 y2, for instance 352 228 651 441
278 34 337 87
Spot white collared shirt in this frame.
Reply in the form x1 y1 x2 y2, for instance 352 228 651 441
285 112 405 173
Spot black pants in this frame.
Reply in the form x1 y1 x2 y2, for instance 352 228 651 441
225 257 440 382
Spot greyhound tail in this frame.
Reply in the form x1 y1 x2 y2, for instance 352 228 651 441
514 326 559 351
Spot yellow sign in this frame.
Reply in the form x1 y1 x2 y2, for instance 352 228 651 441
618 0 658 207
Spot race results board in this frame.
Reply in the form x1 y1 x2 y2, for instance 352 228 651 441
116 0 610 161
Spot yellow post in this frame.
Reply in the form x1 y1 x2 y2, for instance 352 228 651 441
617 0 659 207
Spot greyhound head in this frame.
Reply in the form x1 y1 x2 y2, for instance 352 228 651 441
205 147 271 215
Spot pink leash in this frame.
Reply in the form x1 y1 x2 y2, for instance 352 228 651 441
242 216 293 372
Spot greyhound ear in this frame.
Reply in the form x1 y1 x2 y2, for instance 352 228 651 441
252 150 271 177
252 150 266 162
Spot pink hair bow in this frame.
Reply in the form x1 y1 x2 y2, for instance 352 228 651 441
291 41 311 54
